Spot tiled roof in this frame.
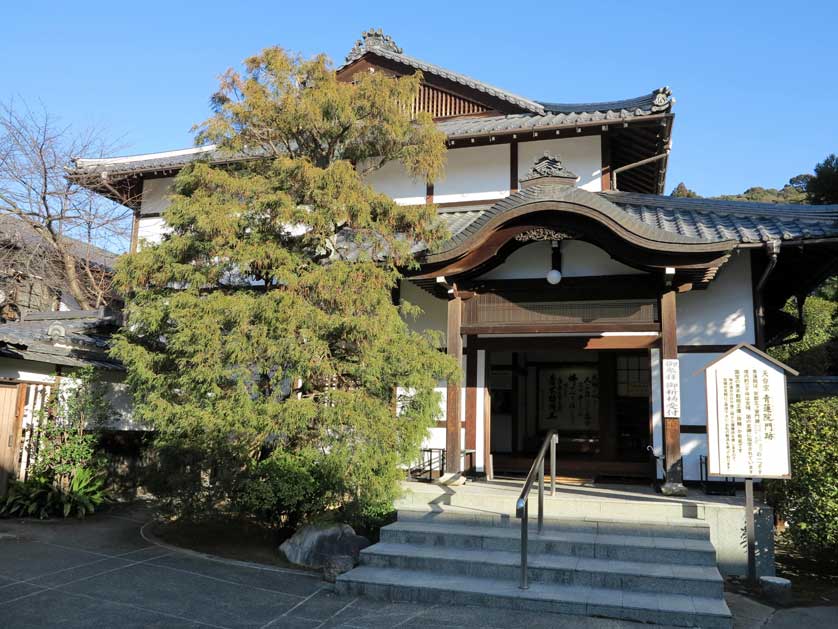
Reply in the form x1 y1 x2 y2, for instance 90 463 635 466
0 215 118 270
0 310 122 369
602 192 838 244
72 146 224 178
437 89 671 139
431 189 838 252
341 29 544 115
72 87 671 180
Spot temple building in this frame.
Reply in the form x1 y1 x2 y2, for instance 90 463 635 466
70 29 838 626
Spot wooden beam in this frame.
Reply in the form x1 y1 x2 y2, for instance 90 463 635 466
677 344 736 354
129 209 141 254
462 323 660 335
471 336 659 352
510 141 519 193
600 132 611 191
446 290 463 473
659 290 686 495
426 181 434 205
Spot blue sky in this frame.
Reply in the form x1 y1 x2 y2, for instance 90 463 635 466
2 0 836 196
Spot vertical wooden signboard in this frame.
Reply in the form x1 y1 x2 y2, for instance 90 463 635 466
699 344 797 582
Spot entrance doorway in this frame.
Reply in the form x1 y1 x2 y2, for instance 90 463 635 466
486 348 653 481
0 383 23 497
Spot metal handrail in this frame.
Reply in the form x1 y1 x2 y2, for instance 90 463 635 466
515 429 558 590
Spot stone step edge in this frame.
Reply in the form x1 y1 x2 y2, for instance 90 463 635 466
384 520 717 554
398 487 719 509
396 506 712 534
337 566 732 627
362 542 723 584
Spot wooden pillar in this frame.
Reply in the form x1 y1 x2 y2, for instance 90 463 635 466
446 290 463 474
600 132 611 191
660 290 686 495
510 141 519 193
465 339 477 468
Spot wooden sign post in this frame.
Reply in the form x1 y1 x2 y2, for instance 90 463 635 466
698 344 798 583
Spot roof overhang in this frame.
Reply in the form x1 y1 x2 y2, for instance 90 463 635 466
410 185 736 288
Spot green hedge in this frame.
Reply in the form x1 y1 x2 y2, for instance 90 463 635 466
766 396 838 553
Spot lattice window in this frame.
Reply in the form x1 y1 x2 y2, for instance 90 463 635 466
412 84 488 119
463 294 659 328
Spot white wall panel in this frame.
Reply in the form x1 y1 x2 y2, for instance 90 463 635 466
400 279 446 342
434 144 509 204
478 240 645 280
364 159 426 205
677 253 754 345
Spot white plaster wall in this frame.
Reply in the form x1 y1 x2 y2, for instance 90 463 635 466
137 217 168 247
363 159 426 206
478 240 645 281
0 357 55 384
677 253 755 345
518 136 602 192
651 350 723 482
400 279 447 345
141 178 174 216
434 144 509 204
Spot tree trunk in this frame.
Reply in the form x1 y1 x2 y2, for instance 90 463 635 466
61 251 92 310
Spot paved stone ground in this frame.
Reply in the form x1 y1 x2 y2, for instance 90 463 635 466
0 503 835 629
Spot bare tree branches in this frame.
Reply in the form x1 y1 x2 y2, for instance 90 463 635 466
0 100 133 312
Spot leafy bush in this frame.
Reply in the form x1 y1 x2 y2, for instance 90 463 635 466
2 366 112 520
0 469 107 519
770 296 838 376
0 479 55 519
766 397 838 553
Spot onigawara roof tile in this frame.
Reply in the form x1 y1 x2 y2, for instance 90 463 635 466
0 309 122 370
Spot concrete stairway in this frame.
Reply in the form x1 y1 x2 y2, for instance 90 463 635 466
336 489 733 627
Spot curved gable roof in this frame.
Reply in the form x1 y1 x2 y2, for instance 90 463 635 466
428 185 736 263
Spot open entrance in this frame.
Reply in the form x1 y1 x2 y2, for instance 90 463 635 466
486 347 653 482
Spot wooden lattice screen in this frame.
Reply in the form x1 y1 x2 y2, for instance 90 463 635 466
463 294 659 328
412 84 489 119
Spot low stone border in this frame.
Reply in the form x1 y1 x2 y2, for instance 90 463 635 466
139 519 321 579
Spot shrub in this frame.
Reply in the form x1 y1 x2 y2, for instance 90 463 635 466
770 296 838 376
766 396 838 553
0 469 107 519
2 366 112 519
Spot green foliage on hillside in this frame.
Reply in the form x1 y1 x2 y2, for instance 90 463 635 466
669 151 838 205
770 297 838 376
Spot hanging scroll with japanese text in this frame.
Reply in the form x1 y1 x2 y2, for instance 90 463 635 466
538 366 599 431
703 346 792 479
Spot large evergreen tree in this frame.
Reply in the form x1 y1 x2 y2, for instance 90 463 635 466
112 48 456 524
807 153 838 204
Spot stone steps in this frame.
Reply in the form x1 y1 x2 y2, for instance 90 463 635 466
397 504 713 540
363 541 723 597
337 506 732 627
397 483 710 523
337 566 732 628
382 520 718 566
